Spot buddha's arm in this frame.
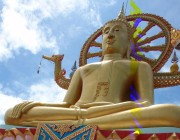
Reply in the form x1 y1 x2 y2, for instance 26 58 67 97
11 101 71 119
21 102 71 113
134 61 154 104
85 101 150 118
63 68 82 105
10 68 82 119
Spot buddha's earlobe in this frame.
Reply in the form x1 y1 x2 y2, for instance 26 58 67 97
126 45 131 59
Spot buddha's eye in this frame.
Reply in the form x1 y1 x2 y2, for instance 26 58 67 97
115 29 120 32
105 30 109 34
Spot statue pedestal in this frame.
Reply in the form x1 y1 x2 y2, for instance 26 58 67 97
0 124 180 140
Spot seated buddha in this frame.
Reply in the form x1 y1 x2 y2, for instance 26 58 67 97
4 6 180 129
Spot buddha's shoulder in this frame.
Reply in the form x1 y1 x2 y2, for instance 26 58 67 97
136 61 152 70
78 60 151 71
137 61 152 72
113 60 151 70
79 62 101 71
114 60 150 65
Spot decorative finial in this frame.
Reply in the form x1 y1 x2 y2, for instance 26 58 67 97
171 51 178 63
71 61 77 71
117 2 126 20
170 51 179 73
69 61 77 79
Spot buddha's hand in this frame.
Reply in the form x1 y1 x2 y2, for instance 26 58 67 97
11 101 42 118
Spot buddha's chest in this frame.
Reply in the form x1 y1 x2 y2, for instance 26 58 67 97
81 61 136 83
80 61 137 102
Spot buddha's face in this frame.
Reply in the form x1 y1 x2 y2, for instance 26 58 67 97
102 22 129 56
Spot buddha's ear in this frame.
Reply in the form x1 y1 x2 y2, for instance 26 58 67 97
127 39 135 59
126 41 132 59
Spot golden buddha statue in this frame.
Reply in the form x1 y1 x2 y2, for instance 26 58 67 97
4 5 180 129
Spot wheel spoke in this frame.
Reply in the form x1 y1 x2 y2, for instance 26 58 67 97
136 45 165 52
91 41 102 48
87 52 102 59
142 56 156 65
134 22 155 42
137 31 164 46
131 53 156 64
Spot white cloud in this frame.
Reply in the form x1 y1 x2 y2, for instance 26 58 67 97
67 25 84 39
91 0 116 8
0 0 59 61
26 0 89 18
105 0 116 6
28 79 66 102
0 92 23 124
86 8 102 27
0 34 12 60
0 0 103 61
0 79 67 124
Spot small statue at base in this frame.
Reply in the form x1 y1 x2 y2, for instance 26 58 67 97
5 5 180 129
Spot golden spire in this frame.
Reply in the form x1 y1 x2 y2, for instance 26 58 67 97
103 3 135 40
170 51 179 73
117 2 127 21
116 2 128 23
171 51 178 63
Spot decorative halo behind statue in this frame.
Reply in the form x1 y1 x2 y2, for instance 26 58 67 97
79 14 173 73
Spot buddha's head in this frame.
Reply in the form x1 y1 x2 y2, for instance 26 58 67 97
102 4 134 59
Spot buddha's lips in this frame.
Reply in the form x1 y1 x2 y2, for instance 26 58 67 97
104 47 119 54
106 39 115 45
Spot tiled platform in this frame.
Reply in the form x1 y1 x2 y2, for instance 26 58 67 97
0 124 180 140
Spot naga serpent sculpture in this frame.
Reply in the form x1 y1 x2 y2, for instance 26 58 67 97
42 55 71 89
43 13 180 90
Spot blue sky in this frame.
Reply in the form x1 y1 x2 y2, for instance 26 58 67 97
0 0 180 124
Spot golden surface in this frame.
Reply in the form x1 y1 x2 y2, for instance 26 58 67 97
171 28 180 47
4 7 180 129
170 63 179 74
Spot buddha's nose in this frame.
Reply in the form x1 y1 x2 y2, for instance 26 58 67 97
108 33 115 39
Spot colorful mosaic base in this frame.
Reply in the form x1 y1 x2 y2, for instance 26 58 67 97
0 125 180 140
0 127 36 140
34 124 97 140
96 130 180 140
